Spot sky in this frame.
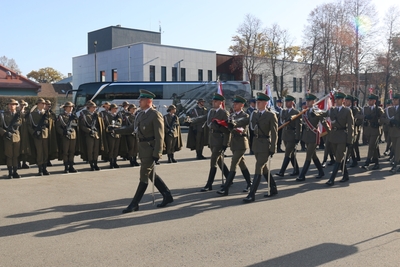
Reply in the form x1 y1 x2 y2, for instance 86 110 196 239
1 0 399 78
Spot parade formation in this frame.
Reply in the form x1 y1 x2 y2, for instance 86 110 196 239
1 89 400 213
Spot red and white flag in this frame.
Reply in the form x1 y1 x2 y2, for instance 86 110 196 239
316 92 333 134
265 84 274 109
218 81 225 109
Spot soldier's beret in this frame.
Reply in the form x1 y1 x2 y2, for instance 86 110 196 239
86 100 97 107
110 103 118 109
368 94 378 100
36 98 46 104
233 95 246 103
256 92 270 101
305 93 317 101
353 97 359 102
285 95 296 102
61 101 74 108
345 95 353 100
212 93 225 101
393 93 400 99
119 101 129 107
8 99 19 105
102 102 111 107
139 89 155 99
334 92 346 99
128 104 137 110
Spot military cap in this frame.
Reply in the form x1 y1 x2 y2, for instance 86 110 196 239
110 103 118 109
128 104 137 110
305 93 317 101
256 92 270 101
139 89 155 99
167 104 177 112
45 100 52 105
334 92 346 99
353 97 359 102
102 102 111 107
119 101 129 107
86 100 97 107
249 98 256 103
7 99 19 105
197 98 205 103
36 98 46 104
393 93 400 99
345 95 353 100
233 95 246 103
276 99 282 103
19 100 28 107
285 95 296 102
368 94 378 100
386 99 392 104
212 93 225 101
60 101 74 108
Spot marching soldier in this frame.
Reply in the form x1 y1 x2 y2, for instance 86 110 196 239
243 92 278 203
187 98 208 160
246 99 256 155
18 99 30 169
296 94 326 182
116 90 173 213
322 92 354 186
358 94 384 170
191 93 230 192
0 99 22 178
381 93 400 174
104 103 122 168
383 99 393 156
56 101 78 173
275 95 301 177
217 95 252 196
344 95 362 167
163 105 182 163
119 104 140 166
79 100 106 171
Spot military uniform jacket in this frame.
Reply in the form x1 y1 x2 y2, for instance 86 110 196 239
281 108 301 142
250 109 278 153
0 111 22 142
206 108 231 147
357 106 384 136
190 105 208 132
324 106 354 144
229 110 249 151
381 105 400 138
28 110 49 139
164 113 179 138
301 108 326 144
103 112 122 138
56 113 78 139
351 106 362 136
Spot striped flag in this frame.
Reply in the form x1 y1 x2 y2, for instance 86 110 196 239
316 92 334 134
265 84 274 109
218 81 225 109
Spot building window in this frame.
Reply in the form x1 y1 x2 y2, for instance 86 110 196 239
181 68 186 81
149 65 155 81
198 69 203 82
208 70 212 81
172 67 177 81
100 71 106 82
299 78 302 93
112 69 118 82
161 66 166 81
293 77 297 92
259 75 263 91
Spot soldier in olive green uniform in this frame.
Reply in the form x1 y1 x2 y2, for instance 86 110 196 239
321 92 354 186
79 100 104 171
217 95 252 196
104 103 122 168
243 92 278 203
56 101 78 173
344 95 362 167
44 100 57 167
28 98 51 176
357 94 384 170
0 99 22 178
100 102 111 120
163 105 182 163
381 93 400 174
275 95 301 177
18 100 30 169
120 104 140 166
187 98 208 159
296 94 326 182
116 90 173 213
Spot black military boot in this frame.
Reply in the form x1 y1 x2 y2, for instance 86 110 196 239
93 160 101 171
7 166 13 179
390 163 398 174
63 162 69 173
42 164 50 175
69 161 78 173
326 162 340 186
217 171 236 196
167 154 172 163
201 167 217 191
290 156 300 176
362 158 371 170
37 165 43 176
340 163 349 182
154 175 173 207
313 157 325 179
241 168 252 192
47 160 52 167
243 174 262 203
122 182 148 213
296 160 311 181
275 156 290 177
12 167 21 178
196 150 206 160
132 156 140 166
89 161 95 171
263 173 278 197
355 145 361 161
350 153 358 167
109 159 114 169
22 161 30 169
371 158 380 170
113 158 120 168
170 153 177 163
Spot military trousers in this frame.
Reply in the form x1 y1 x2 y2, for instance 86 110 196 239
139 156 156 184
210 146 225 168
85 135 100 161
62 136 76 162
107 134 120 159
33 137 49 165
126 135 138 157
366 134 380 160
229 149 247 172
254 151 271 175
305 143 319 162
195 130 205 151
4 139 20 167
165 135 177 154
391 135 400 164
331 142 347 163
283 141 296 158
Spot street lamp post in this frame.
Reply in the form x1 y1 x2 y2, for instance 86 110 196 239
94 41 97 82
128 46 131 81
177 59 184 81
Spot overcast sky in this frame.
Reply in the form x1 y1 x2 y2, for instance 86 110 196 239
1 0 398 78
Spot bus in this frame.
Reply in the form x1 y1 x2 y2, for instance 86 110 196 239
73 81 252 117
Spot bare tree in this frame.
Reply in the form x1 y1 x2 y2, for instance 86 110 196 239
0 56 21 73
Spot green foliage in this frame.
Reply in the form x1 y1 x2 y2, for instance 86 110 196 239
27 67 65 83
0 96 57 112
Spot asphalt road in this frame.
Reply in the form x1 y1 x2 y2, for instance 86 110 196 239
1 134 400 267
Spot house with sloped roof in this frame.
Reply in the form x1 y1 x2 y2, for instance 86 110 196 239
0 64 40 95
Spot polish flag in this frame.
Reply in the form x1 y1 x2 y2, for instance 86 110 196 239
316 92 333 134
218 81 225 109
